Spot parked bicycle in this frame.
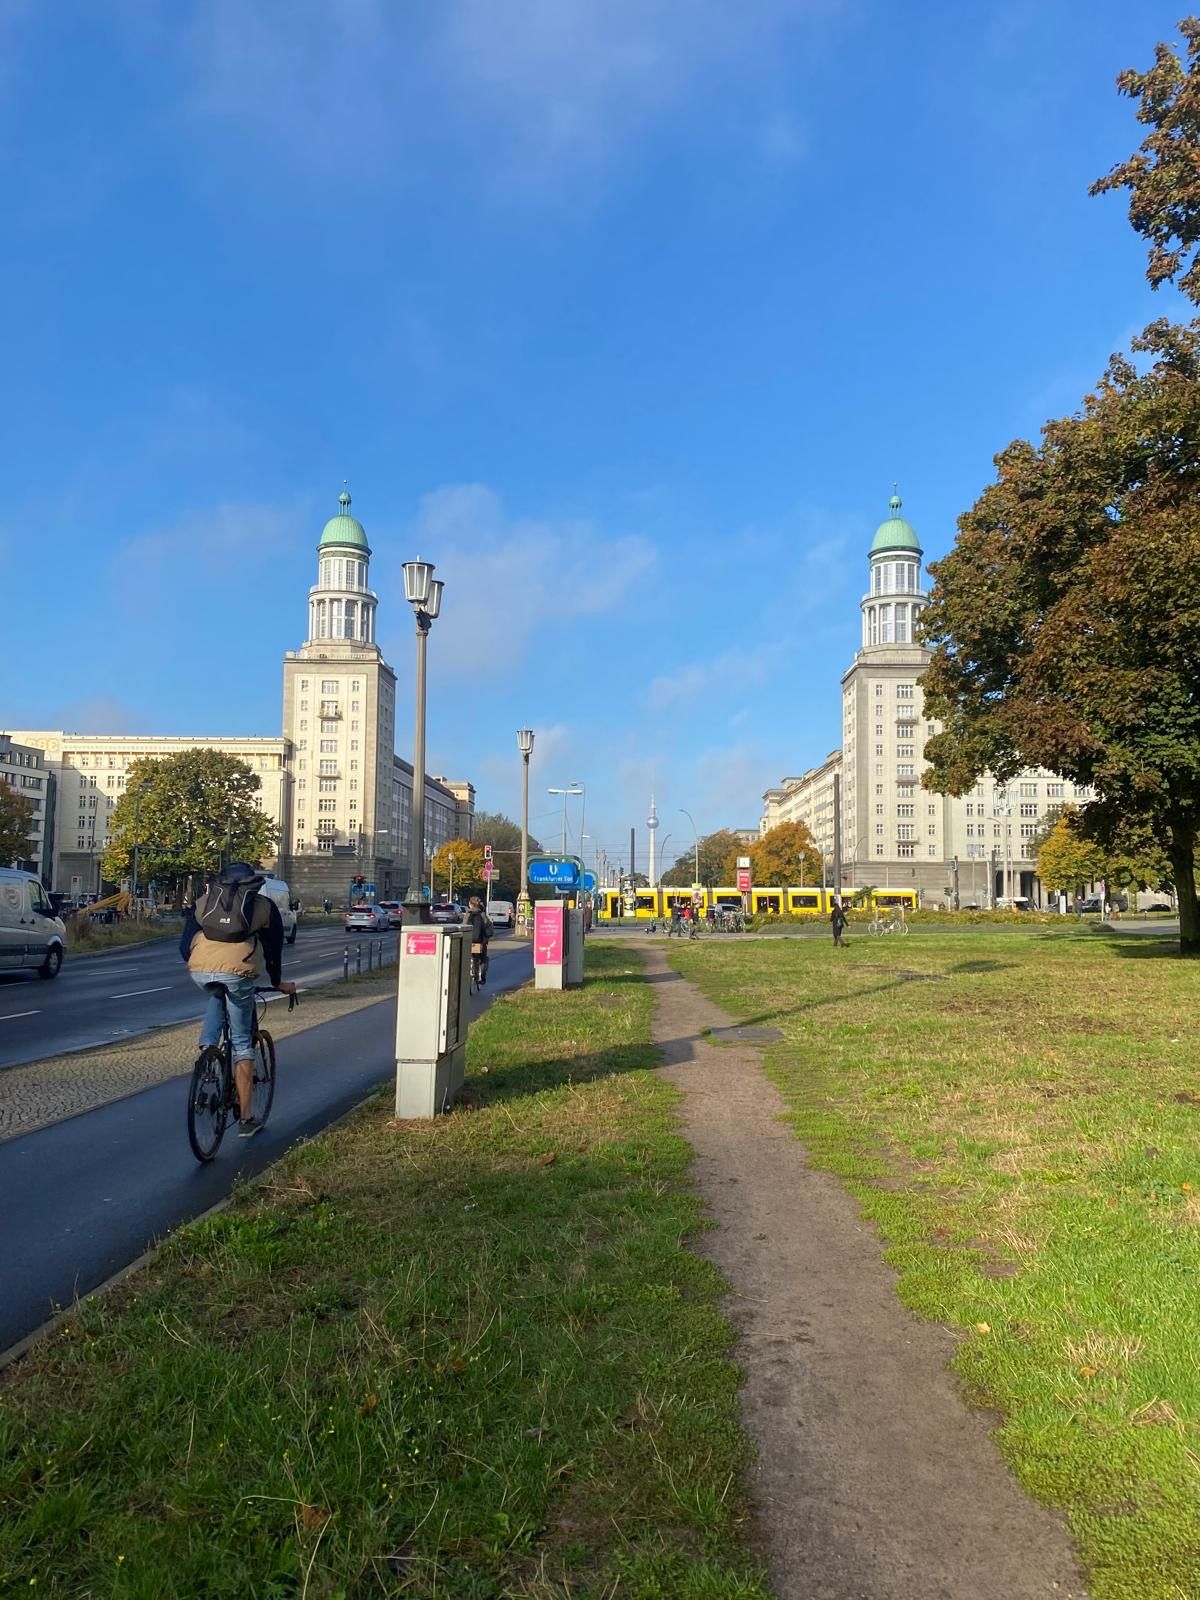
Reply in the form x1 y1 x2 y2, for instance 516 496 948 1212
187 985 297 1162
868 910 909 936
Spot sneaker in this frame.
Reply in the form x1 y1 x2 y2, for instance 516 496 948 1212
238 1118 263 1139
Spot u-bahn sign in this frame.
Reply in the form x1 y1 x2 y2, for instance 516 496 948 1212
527 855 583 891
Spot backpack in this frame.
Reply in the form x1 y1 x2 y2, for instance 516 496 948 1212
196 877 263 944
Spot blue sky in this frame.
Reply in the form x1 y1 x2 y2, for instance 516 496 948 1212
0 0 1188 869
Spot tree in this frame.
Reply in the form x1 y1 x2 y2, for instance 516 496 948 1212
749 821 822 887
660 828 744 886
430 838 485 899
1034 811 1106 898
470 811 541 861
1091 19 1200 302
0 779 35 867
918 320 1200 952
102 750 277 895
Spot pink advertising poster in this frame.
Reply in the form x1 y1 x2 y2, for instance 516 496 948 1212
405 931 438 957
534 902 563 966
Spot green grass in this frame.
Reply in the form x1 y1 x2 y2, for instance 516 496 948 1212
0 946 767 1600
64 916 180 956
668 929 1200 1600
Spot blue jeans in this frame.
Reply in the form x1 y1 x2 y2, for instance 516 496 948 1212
192 971 257 1061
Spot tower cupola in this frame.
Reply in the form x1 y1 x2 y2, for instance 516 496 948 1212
860 490 927 650
306 485 379 647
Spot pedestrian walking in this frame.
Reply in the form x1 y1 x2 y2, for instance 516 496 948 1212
831 896 847 947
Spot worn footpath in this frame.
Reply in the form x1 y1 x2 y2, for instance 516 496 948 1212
635 942 1088 1600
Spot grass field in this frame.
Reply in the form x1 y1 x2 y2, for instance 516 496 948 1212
64 916 180 956
669 928 1200 1600
0 946 766 1600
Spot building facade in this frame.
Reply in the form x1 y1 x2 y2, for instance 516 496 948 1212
764 496 1091 905
6 490 474 899
0 734 56 880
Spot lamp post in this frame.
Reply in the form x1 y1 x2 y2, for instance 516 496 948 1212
402 559 443 923
130 782 150 919
548 786 583 854
517 728 534 937
679 809 700 888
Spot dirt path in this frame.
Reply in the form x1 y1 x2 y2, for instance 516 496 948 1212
637 943 1087 1600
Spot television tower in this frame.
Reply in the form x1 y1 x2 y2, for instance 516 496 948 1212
647 794 659 887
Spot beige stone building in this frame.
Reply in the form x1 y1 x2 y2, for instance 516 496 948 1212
0 734 56 881
6 490 474 900
764 496 1091 905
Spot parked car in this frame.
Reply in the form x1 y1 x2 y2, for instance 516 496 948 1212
429 901 466 925
376 900 404 928
487 899 515 929
345 903 388 932
0 868 66 978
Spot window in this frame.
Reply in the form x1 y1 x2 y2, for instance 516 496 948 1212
106 775 114 788
928 844 937 856
897 804 914 817
876 844 884 856
350 779 358 790
81 756 88 767
897 764 914 776
875 764 883 776
350 760 358 771
350 740 359 751
1020 822 1037 838
876 803 884 815
875 784 883 796
320 739 336 753
928 823 937 836
897 824 914 840
348 796 357 810
897 683 914 699
1020 803 1037 818
875 683 883 697
880 603 892 643
320 720 338 735
318 799 336 813
321 679 338 694
868 606 878 645
1019 782 1037 797
875 823 884 836
895 603 908 644
994 823 1001 837
300 679 309 690
299 720 308 732
897 842 915 858
875 743 884 756
351 720 359 732
320 759 337 775
1047 783 1064 798
928 804 936 815
319 777 336 792
351 700 360 712
897 744 914 758
875 724 883 737
351 680 360 692
300 700 308 712
297 797 306 811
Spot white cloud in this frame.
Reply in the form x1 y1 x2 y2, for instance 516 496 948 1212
647 643 776 712
385 484 657 670
126 0 836 183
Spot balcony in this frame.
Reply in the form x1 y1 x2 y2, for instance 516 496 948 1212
319 703 342 719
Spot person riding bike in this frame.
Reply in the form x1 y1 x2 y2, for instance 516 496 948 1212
462 895 494 985
181 862 296 1138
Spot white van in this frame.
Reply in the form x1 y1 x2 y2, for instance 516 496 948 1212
487 899 515 929
0 868 66 978
258 874 299 945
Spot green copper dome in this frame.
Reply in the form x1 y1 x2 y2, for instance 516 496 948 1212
318 488 370 554
870 492 921 555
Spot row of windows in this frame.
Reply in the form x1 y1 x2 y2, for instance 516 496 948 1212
865 602 923 646
298 679 363 694
310 597 375 643
318 557 369 591
296 720 361 733
871 561 921 596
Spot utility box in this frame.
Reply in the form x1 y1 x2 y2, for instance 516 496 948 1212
566 906 584 987
395 925 471 1118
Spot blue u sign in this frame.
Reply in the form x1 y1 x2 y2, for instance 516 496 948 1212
528 858 581 888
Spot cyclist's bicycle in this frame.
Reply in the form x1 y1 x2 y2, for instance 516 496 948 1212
868 911 909 936
469 942 489 992
187 985 295 1162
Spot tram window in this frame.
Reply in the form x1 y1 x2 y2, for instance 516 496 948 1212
636 895 656 913
790 892 819 910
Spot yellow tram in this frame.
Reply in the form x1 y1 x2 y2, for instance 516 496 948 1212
599 886 919 920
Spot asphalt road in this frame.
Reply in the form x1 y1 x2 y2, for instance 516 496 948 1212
0 922 398 1071
0 933 532 1353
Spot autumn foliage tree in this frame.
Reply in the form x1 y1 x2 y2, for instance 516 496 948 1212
660 828 743 886
919 321 1200 953
0 779 36 867
430 838 485 899
1034 811 1106 898
1091 18 1200 301
749 821 822 888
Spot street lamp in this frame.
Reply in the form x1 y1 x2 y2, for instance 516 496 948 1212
517 729 534 937
130 782 150 920
402 559 443 923
679 809 699 886
548 786 584 854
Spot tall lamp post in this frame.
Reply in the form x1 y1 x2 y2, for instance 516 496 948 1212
130 782 150 919
402 559 444 923
548 785 583 853
679 809 700 888
517 728 534 936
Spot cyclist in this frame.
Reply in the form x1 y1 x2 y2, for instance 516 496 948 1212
181 862 296 1138
462 895 493 984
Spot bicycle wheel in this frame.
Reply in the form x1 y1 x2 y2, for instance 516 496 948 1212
252 1030 276 1125
188 1046 229 1163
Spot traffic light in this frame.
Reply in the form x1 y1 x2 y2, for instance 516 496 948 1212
354 874 365 888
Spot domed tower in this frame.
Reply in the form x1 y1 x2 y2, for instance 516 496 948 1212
307 488 378 648
860 492 927 651
647 795 659 887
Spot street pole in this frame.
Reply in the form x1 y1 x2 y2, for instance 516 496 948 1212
131 786 144 919
517 729 535 938
833 773 843 895
402 561 443 924
679 809 699 886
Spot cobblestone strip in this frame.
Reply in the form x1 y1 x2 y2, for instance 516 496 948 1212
0 973 397 1144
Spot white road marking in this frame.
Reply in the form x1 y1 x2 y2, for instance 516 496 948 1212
0 1010 40 1021
108 986 173 999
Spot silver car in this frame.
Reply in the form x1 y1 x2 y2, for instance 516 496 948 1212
0 869 66 978
345 904 388 932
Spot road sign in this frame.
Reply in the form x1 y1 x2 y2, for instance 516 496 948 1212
736 855 751 870
528 857 581 889
582 871 596 892
483 843 492 860
482 862 495 880
736 868 751 893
